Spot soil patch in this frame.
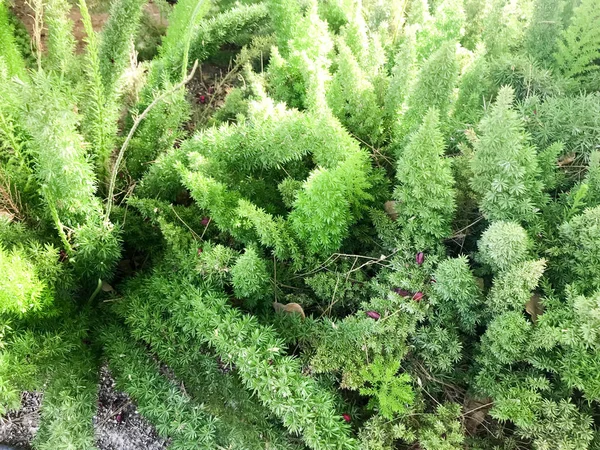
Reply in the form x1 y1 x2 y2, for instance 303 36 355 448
0 368 168 450
9 0 165 54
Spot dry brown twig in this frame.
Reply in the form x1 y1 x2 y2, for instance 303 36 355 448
0 172 23 221
293 249 398 280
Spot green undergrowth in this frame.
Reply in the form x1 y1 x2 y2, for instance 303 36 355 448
1 0 600 448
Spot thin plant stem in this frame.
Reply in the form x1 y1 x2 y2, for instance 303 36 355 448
105 60 199 223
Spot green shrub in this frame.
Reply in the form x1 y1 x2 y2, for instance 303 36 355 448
2 0 600 449
470 86 544 222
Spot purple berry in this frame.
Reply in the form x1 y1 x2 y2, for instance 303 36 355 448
366 310 381 320
416 252 425 265
412 292 424 302
394 288 411 297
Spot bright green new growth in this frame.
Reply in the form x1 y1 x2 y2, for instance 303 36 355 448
0 0 26 76
290 150 372 256
337 2 386 80
45 0 76 76
98 0 147 93
415 0 466 61
78 0 120 181
359 356 414 419
478 221 531 272
338 1 370 65
20 71 121 279
153 3 269 85
157 0 210 74
481 0 525 58
394 41 458 146
452 48 490 127
394 108 456 250
179 95 372 258
231 246 271 305
23 74 99 228
0 246 50 315
266 1 333 110
327 39 383 145
470 86 544 222
384 29 417 129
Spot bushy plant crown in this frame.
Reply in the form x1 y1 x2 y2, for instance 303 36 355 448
1 0 600 448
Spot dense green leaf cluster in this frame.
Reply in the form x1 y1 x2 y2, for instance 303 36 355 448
2 0 600 448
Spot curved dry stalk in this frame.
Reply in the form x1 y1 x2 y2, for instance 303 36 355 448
104 60 199 222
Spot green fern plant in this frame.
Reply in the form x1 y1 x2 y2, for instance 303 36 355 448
1 0 600 449
394 108 456 250
359 356 414 419
470 86 545 222
555 0 600 88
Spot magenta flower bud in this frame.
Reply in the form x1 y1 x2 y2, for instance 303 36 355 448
365 310 381 320
342 413 351 423
394 288 411 297
201 217 210 226
416 252 425 265
412 292 424 302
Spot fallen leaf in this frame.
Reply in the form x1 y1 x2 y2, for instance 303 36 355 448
0 210 14 222
273 302 305 319
526 293 544 323
463 396 493 435
558 153 576 167
384 200 398 221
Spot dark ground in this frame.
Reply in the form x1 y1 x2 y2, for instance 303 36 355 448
0 367 168 450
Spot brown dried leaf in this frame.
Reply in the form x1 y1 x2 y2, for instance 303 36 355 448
558 153 576 167
0 210 14 222
464 128 478 146
526 293 544 323
273 302 305 319
463 396 493 435
384 200 398 221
